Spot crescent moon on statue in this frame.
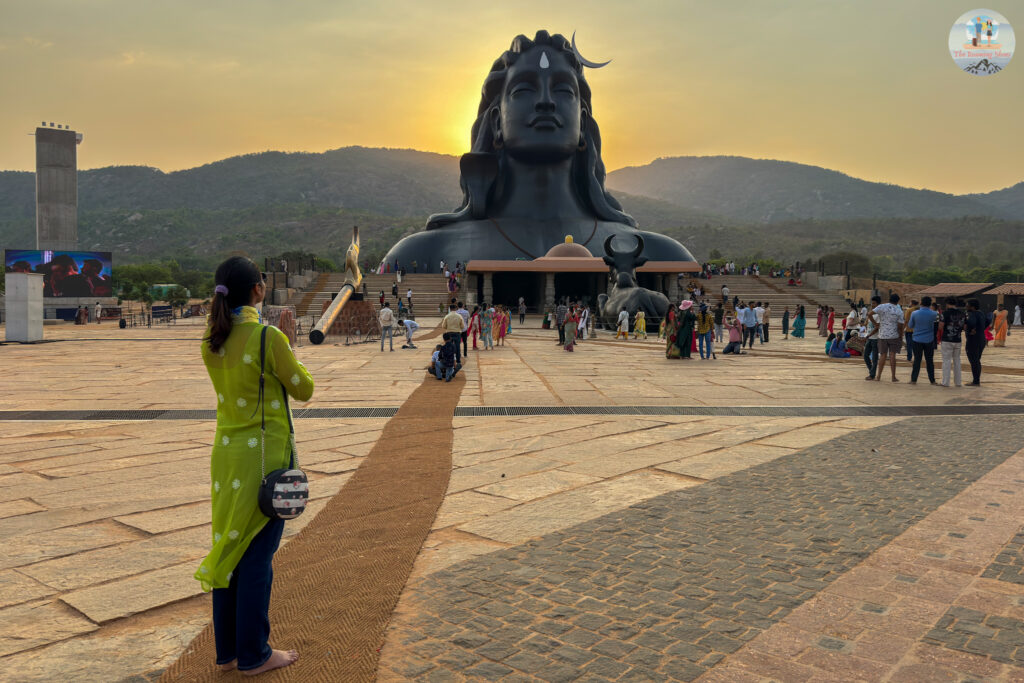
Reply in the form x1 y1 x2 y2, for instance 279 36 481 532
571 31 611 69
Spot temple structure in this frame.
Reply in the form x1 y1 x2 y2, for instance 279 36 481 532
466 237 690 311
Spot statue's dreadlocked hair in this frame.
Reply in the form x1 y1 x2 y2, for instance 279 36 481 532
427 30 636 229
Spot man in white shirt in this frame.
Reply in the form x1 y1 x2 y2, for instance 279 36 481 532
94 301 102 324
406 289 413 310
397 318 420 349
753 302 765 344
721 284 729 304
872 293 904 382
845 307 859 340
379 302 395 352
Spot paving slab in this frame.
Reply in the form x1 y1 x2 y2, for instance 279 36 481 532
657 443 798 480
20 526 210 591
0 499 46 519
0 570 57 608
476 469 601 501
458 470 699 544
61 561 201 624
0 600 99 657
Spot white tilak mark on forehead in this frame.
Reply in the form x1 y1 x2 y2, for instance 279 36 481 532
540 51 550 69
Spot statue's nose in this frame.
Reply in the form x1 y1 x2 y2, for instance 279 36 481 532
536 87 556 112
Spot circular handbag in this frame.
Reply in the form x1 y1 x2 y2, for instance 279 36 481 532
255 326 309 520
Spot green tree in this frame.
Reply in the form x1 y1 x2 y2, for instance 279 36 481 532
166 285 189 315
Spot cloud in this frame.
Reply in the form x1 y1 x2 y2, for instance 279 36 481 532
23 36 54 49
109 49 241 74
119 50 144 65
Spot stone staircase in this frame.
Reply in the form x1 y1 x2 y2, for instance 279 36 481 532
287 273 455 320
702 275 852 315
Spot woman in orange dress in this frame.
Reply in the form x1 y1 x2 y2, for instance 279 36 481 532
495 306 508 347
993 304 1009 347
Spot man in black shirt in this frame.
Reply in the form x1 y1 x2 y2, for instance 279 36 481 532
940 298 965 387
963 298 987 386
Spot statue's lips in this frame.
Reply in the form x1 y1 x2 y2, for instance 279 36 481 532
528 115 562 129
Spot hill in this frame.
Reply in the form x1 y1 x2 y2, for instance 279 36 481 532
1 148 1022 270
605 156 1018 223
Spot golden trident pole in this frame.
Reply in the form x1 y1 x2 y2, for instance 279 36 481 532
309 226 362 345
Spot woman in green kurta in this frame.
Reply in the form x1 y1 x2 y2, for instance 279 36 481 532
197 257 314 675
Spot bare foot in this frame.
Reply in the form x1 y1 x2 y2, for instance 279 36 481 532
242 650 298 676
218 660 237 671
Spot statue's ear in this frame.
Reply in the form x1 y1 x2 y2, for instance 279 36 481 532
635 256 648 268
602 255 615 268
490 107 502 140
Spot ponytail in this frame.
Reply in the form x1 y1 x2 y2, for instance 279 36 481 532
205 256 261 352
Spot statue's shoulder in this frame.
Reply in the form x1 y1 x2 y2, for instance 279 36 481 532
384 221 492 264
596 224 695 262
634 229 696 262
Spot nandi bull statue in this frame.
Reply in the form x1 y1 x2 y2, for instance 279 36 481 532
596 234 669 328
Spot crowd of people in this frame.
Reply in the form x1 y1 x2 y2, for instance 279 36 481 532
374 273 1014 385
660 299 799 359
371 296 524 379
695 261 805 282
815 295 999 386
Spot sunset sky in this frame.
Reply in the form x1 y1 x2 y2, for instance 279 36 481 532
1 0 1020 194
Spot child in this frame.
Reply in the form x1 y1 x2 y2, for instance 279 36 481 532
428 344 443 375
829 334 851 358
826 332 836 355
633 310 647 339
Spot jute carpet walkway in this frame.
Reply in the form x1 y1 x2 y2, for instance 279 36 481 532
160 370 465 682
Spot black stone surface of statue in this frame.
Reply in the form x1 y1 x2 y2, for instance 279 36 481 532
383 31 696 266
597 234 669 326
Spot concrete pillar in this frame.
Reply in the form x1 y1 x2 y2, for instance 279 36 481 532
466 275 479 307
543 272 555 310
668 275 681 304
36 127 79 251
5 273 44 342
482 272 493 305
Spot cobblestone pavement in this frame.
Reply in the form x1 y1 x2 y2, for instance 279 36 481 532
983 526 1024 586
380 416 1024 681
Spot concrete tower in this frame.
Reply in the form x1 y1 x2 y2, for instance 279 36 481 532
35 126 81 251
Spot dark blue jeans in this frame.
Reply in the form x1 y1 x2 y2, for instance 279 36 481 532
863 339 879 378
698 331 714 358
213 517 285 670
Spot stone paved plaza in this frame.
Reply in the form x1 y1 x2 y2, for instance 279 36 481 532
1 318 1024 681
